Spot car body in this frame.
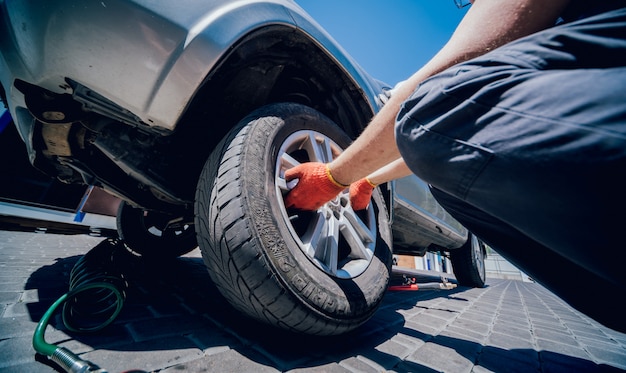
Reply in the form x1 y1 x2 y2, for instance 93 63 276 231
0 0 485 335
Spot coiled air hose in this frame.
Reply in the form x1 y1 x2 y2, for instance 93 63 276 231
33 238 132 373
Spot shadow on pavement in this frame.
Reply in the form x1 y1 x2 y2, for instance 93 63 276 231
24 239 623 372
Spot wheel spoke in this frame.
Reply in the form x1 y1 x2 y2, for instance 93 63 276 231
277 153 301 192
316 217 339 275
304 131 334 163
279 151 300 169
318 136 335 163
300 212 327 258
341 209 375 260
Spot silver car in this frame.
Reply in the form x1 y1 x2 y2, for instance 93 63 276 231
0 0 485 335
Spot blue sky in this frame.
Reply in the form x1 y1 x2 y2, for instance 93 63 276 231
296 0 469 85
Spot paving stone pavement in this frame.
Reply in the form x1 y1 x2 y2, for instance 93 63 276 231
1 230 625 373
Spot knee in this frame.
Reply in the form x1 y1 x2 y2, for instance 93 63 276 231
393 71 462 183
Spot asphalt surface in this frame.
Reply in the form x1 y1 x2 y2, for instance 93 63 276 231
1 230 625 373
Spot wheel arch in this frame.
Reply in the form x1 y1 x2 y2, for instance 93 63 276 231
175 24 384 156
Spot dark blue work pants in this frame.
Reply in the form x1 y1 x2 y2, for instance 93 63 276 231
396 8 626 332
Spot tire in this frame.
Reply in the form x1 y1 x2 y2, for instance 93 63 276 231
116 201 198 259
194 103 393 336
450 233 486 288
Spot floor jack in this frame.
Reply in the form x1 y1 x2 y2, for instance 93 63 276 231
388 268 457 291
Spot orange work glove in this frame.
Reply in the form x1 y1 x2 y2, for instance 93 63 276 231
349 178 377 210
284 162 348 210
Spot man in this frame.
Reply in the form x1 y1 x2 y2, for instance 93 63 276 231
284 0 626 333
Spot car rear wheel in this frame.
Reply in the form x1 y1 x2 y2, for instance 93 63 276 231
194 103 393 335
450 233 486 288
116 201 198 259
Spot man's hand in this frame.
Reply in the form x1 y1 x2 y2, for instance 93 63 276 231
284 162 348 210
349 178 377 210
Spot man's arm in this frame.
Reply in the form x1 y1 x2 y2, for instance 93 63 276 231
327 0 571 186
365 158 413 185
284 0 571 211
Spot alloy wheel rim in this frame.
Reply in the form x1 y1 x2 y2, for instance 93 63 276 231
275 130 377 279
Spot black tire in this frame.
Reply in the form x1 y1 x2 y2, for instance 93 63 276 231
194 103 393 336
450 233 486 288
116 201 198 259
